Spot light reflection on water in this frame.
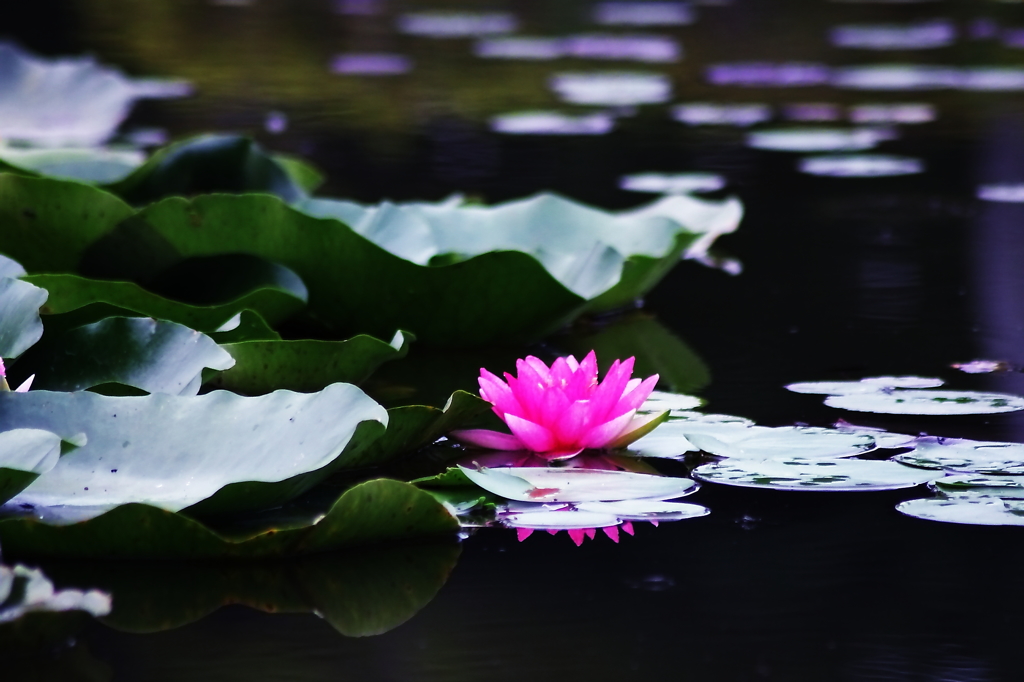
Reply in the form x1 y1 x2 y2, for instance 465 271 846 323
10 0 1024 678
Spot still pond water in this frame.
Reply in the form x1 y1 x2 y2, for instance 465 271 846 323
9 0 1024 679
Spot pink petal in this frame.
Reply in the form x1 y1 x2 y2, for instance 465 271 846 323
516 528 534 542
505 413 558 452
535 448 584 461
566 351 599 400
550 356 575 388
584 528 596 540
550 399 592 445
14 375 33 393
588 357 636 423
650 520 659 527
514 360 552 421
548 529 559 535
614 374 659 415
621 521 635 536
603 525 620 543
580 409 637 449
565 355 580 371
567 529 585 546
449 429 526 450
0 357 6 378
524 356 553 383
479 369 525 419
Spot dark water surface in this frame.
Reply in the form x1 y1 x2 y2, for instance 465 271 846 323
7 0 1024 679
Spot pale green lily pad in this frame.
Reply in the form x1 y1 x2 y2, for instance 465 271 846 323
685 426 877 460
0 42 189 147
930 475 1024 499
746 127 892 152
896 497 1024 526
0 146 145 184
28 317 234 396
824 390 1024 415
0 429 68 505
0 277 47 358
639 390 703 415
0 565 111 624
893 437 1024 474
459 465 698 503
832 421 918 449
627 416 758 459
786 376 944 394
0 384 386 520
208 330 410 395
693 458 938 491
500 499 709 530
501 509 620 529
0 479 458 559
576 499 710 521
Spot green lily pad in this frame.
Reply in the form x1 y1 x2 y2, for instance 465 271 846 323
25 272 305 333
786 376 944 394
501 499 709 530
0 429 67 505
207 310 281 344
694 458 939 491
0 383 386 519
0 277 47 358
27 317 234 396
0 145 145 184
207 330 411 395
356 391 492 468
0 564 111 625
930 474 1024 499
0 479 459 559
684 426 877 460
459 466 698 503
40 540 460 636
896 497 1024 526
106 135 311 205
893 437 1024 474
824 390 1024 415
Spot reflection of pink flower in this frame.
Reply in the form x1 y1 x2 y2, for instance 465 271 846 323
0 358 33 392
452 351 666 459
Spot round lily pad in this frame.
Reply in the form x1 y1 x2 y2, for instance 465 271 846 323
684 426 876 460
824 390 1024 415
896 498 1024 526
638 390 703 415
627 415 756 459
576 499 709 521
458 465 698 503
693 458 938 491
502 509 621 530
893 437 1024 474
930 474 1024 499
785 376 944 394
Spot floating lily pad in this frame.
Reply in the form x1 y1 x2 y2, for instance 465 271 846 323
824 390 1024 415
894 437 1024 474
896 497 1024 526
832 421 918 449
459 466 698 503
627 414 756 459
639 391 703 414
208 310 281 344
27 317 234 396
0 564 111 625
786 376 944 394
747 128 893 152
0 429 67 505
208 331 411 395
576 499 710 521
0 42 189 147
0 479 458 559
0 146 145 184
0 383 386 519
693 458 938 491
499 499 708 530
25 272 305 333
0 277 47 358
930 475 1024 499
685 426 877 460
501 509 620 530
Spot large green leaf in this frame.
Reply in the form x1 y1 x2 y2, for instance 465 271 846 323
0 277 47 358
0 384 386 520
0 146 145 184
39 541 460 635
0 174 134 272
25 317 234 396
106 135 310 205
25 272 305 333
0 479 459 559
207 331 411 395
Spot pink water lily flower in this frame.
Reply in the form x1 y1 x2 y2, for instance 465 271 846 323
451 351 668 459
